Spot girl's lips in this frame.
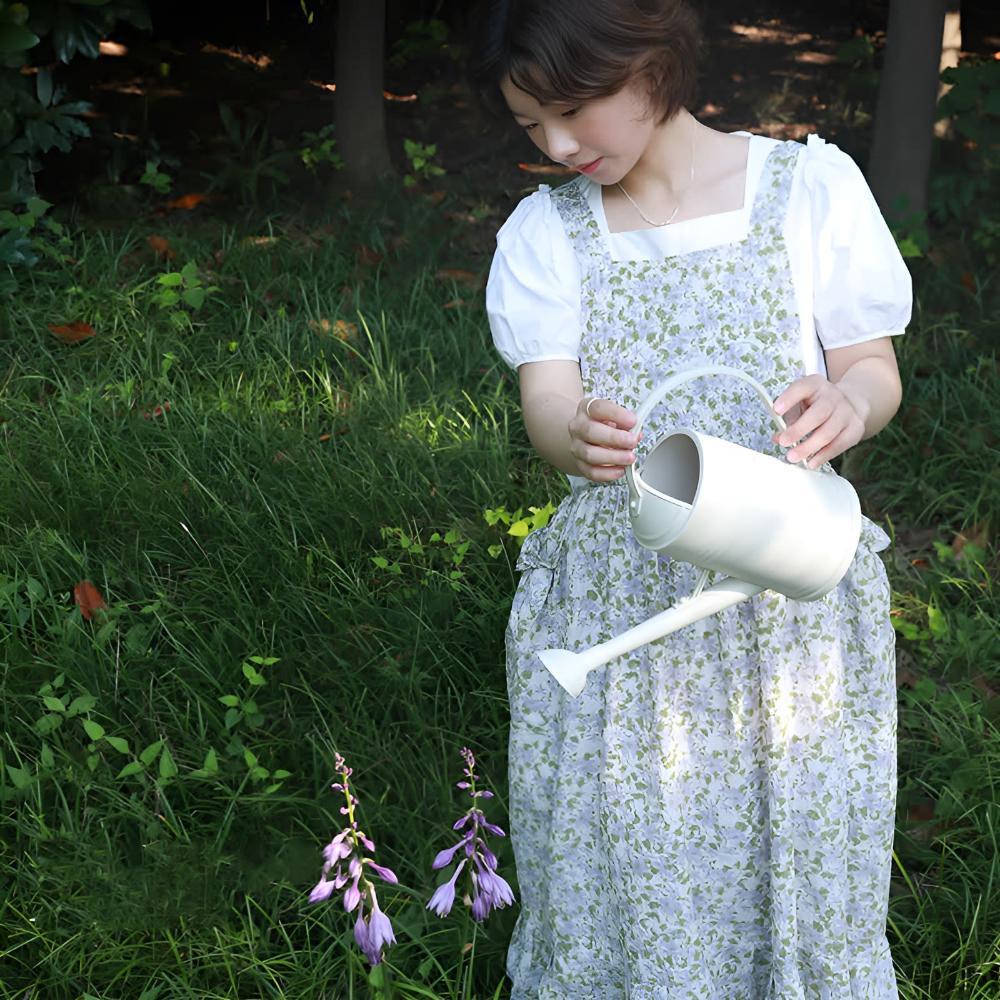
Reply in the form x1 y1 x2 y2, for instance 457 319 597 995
576 157 603 174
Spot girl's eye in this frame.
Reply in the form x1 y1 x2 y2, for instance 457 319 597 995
522 123 537 132
561 107 580 118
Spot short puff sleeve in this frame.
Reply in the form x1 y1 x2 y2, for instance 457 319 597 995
801 135 912 350
486 186 582 370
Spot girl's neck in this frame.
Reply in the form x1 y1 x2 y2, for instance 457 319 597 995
621 109 702 203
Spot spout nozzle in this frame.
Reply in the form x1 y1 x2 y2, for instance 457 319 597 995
537 578 765 697
537 648 591 698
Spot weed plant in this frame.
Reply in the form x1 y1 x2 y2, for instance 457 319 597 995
0 187 997 998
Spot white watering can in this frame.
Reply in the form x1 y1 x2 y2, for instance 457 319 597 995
538 365 862 698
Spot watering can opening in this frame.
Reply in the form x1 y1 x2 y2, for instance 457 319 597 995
640 431 701 507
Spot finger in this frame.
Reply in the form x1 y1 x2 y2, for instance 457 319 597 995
772 375 824 417
585 464 627 482
587 420 641 450
585 396 640 431
800 428 855 469
572 439 637 468
776 396 836 448
786 416 842 464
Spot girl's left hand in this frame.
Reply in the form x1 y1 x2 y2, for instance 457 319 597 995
771 374 867 469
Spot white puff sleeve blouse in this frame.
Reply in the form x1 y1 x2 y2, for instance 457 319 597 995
485 133 912 376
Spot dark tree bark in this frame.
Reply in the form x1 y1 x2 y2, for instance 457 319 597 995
335 0 393 187
867 0 948 220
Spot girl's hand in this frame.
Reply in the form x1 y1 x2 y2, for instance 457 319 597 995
772 375 868 469
568 396 642 482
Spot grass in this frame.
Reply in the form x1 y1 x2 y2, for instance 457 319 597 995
0 184 998 998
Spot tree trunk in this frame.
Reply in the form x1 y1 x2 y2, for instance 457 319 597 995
934 1 962 139
335 0 393 187
867 0 948 220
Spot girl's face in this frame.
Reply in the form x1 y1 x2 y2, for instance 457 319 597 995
500 75 657 184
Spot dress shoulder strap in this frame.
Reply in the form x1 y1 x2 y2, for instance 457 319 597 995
747 139 804 234
547 178 608 264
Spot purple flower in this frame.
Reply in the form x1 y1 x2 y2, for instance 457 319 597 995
426 747 515 924
308 751 399 967
427 858 467 918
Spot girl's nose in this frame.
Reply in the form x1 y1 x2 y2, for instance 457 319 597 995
544 125 579 163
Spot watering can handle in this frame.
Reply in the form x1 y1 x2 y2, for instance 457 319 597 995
624 364 808 502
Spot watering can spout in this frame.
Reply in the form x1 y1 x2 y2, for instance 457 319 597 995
539 578 764 697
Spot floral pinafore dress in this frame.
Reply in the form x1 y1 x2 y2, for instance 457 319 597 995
504 141 899 1000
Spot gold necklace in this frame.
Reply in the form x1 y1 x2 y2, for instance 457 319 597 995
616 130 697 228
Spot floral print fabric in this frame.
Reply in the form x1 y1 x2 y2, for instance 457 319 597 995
503 142 898 999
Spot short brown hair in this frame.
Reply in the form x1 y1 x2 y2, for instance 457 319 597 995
469 0 702 124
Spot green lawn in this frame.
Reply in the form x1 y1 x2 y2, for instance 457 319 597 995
0 191 997 998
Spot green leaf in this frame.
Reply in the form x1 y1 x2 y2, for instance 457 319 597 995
35 67 53 108
182 286 206 309
158 272 183 287
180 260 198 282
223 708 241 729
139 739 163 765
81 718 105 741
34 713 63 735
927 604 949 639
25 196 51 218
242 748 259 768
158 745 178 779
201 747 219 774
242 662 265 686
104 736 129 754
116 760 145 779
5 764 31 789
65 693 97 717
40 744 55 769
0 22 39 54
42 695 66 713
218 694 240 707
271 769 291 779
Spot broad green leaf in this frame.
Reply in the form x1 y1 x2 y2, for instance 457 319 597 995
182 287 206 310
116 760 145 779
42 695 66 713
82 718 105 741
158 745 178 779
5 764 31 789
927 604 948 639
34 713 63 735
158 272 183 287
0 23 39 53
242 662 265 686
139 739 163 765
243 748 259 768
104 736 129 754
66 693 97 717
201 748 218 774
218 694 240 707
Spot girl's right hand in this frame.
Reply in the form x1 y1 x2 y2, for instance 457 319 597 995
568 396 642 482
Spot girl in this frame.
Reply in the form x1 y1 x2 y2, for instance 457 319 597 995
474 1 912 998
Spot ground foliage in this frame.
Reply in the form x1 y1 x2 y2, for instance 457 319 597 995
1 2 999 998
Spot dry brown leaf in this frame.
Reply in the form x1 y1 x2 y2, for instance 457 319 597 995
48 321 96 344
436 268 482 288
517 162 575 176
74 580 107 620
952 523 989 557
147 234 175 259
355 245 383 267
443 298 466 310
164 192 209 211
